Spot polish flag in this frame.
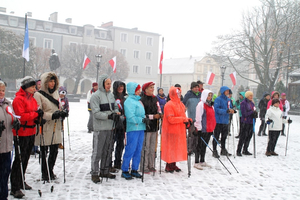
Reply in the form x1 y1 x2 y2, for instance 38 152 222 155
159 37 164 74
82 55 91 70
230 72 237 86
109 56 116 73
206 71 215 85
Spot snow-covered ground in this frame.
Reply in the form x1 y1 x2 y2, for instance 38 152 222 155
8 100 300 200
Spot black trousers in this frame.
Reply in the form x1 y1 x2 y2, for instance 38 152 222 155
40 144 59 179
0 152 11 200
258 119 267 135
213 124 228 150
237 123 253 153
195 132 212 163
10 135 35 192
114 129 125 166
267 131 280 152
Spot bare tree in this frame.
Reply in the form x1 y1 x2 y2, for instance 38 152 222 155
32 47 51 79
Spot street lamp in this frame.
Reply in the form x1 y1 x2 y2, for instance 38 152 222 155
95 54 102 83
220 65 226 86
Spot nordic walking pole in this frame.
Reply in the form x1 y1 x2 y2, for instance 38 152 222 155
15 128 26 191
232 114 236 158
212 135 238 173
253 118 256 158
285 118 291 156
200 137 231 175
67 117 71 150
159 119 162 175
142 131 147 183
61 119 66 183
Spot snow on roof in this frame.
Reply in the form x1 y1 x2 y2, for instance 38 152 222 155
289 68 300 76
162 56 203 74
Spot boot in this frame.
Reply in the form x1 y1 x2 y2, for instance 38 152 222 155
220 149 232 156
171 162 181 172
58 143 64 149
91 175 100 183
262 133 268 136
99 172 116 179
121 171 133 180
24 182 32 190
258 132 261 136
131 170 142 178
212 150 220 158
236 151 242 157
242 150 252 156
270 151 278 156
10 190 25 198
265 151 272 156
165 163 174 173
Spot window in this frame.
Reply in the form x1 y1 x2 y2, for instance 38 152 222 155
133 65 139 74
120 49 127 57
44 23 52 31
100 31 106 39
69 27 77 35
28 20 36 29
134 35 140 44
29 37 36 46
121 33 127 42
146 37 153 46
86 29 93 36
9 17 18 26
69 42 77 52
146 52 152 60
44 39 53 49
146 66 151 75
134 50 140 59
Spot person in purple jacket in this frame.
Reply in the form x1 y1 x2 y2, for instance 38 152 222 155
236 91 258 156
156 87 167 113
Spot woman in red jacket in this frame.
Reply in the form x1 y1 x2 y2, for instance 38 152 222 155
10 76 42 199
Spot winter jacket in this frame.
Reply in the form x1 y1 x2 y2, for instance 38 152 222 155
140 92 160 132
13 87 39 137
194 89 216 133
87 88 97 111
124 82 146 132
0 98 14 153
258 92 270 119
34 72 62 146
182 90 201 121
113 81 127 116
161 87 188 163
240 98 255 124
214 86 232 124
265 106 286 131
156 93 167 113
90 74 119 131
280 99 290 117
236 92 245 117
267 91 283 111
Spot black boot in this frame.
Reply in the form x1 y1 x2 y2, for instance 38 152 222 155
236 151 242 157
220 149 232 156
212 150 220 158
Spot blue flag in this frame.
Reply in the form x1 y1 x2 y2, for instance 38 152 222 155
22 14 29 61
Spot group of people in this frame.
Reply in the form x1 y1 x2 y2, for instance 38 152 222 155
0 72 69 199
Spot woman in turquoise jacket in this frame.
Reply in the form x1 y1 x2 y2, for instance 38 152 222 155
121 82 146 180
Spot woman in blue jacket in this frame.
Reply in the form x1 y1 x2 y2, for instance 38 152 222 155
121 82 147 180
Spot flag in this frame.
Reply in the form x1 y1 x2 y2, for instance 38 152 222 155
230 71 237 86
159 37 164 74
206 71 215 85
109 56 116 73
82 55 91 69
22 14 29 61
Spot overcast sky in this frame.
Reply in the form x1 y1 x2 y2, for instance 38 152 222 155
2 0 261 59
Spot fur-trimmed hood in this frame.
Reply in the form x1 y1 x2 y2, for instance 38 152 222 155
40 72 59 93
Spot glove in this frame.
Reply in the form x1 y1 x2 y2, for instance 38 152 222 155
251 111 258 118
108 113 116 120
52 110 61 120
233 109 237 113
35 109 44 118
12 119 20 131
236 100 240 104
287 119 292 124
283 106 286 112
266 118 273 124
211 101 214 106
153 114 161 119
142 118 150 127
0 121 6 133
60 110 68 119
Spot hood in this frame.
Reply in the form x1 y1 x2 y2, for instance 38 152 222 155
127 82 139 95
201 89 213 103
113 81 127 97
271 91 280 99
168 86 181 102
98 74 109 92
239 92 246 100
212 94 217 102
263 92 270 98
40 72 59 92
220 86 230 95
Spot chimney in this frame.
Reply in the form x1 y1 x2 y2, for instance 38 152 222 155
101 21 113 28
27 12 32 17
65 18 72 24
0 7 6 13
49 12 58 22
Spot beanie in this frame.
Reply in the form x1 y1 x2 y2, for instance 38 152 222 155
245 91 253 98
174 84 181 88
135 85 141 93
21 76 36 90
190 82 199 89
92 82 98 87
142 82 155 92
59 86 67 95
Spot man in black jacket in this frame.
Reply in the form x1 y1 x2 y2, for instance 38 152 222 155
258 92 270 136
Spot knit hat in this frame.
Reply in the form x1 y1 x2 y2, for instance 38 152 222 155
142 82 155 92
59 86 67 95
197 80 204 85
272 98 280 105
135 85 141 93
21 76 36 90
92 82 98 87
245 91 253 98
190 82 199 89
281 93 286 96
174 84 181 88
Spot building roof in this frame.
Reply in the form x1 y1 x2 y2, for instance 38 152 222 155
289 68 300 77
162 56 203 74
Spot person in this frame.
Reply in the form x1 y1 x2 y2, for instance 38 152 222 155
36 79 42 91
0 80 20 199
121 82 147 180
267 91 283 110
87 82 98 133
90 74 120 183
167 84 183 102
140 82 162 174
258 92 270 136
235 92 245 138
194 89 216 170
58 86 70 149
236 91 257 156
161 86 190 172
112 81 127 170
10 76 40 198
265 99 292 156
228 90 236 136
183 82 201 122
212 86 235 158
156 87 167 113
34 72 67 181
197 80 204 93
280 93 290 136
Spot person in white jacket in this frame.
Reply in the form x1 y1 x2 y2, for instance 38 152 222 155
87 82 98 133
280 93 290 136
265 99 292 156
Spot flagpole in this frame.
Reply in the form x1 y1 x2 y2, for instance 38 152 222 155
159 37 164 88
23 14 27 77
